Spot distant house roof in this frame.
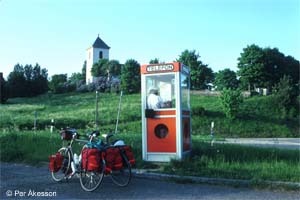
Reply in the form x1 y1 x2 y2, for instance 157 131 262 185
92 36 110 49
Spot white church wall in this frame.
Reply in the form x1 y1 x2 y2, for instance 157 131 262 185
93 48 109 62
85 37 110 85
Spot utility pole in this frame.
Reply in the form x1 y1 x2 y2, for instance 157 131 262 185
95 90 99 129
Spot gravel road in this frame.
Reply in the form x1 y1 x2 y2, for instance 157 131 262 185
1 163 299 200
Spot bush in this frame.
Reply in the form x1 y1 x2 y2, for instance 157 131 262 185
76 84 89 93
87 83 96 92
192 106 206 116
53 82 76 94
219 89 243 120
272 75 299 119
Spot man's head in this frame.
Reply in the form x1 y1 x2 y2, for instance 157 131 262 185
149 87 159 95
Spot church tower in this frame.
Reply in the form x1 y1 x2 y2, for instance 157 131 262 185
86 35 110 84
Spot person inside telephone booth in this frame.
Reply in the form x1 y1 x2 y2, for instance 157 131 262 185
146 74 175 110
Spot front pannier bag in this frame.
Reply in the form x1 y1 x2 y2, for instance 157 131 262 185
49 152 64 172
105 147 123 171
81 148 101 171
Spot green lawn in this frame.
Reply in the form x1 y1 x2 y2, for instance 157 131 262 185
0 91 299 137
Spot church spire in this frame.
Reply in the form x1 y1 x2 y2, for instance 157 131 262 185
92 35 110 49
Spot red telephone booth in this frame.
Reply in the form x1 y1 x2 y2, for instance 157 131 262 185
141 62 191 162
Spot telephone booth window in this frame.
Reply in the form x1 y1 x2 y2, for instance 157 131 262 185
181 74 190 109
146 74 176 109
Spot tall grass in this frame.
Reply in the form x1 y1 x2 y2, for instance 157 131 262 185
163 142 300 182
0 130 299 183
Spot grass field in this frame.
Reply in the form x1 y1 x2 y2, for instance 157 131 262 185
1 92 299 137
0 92 299 186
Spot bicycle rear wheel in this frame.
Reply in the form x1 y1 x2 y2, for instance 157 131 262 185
110 152 132 187
51 147 71 182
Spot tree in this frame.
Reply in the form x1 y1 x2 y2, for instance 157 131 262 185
49 74 67 93
31 63 48 96
283 55 299 85
198 65 214 90
237 44 266 90
82 60 86 83
107 60 121 76
69 72 83 83
0 73 8 103
263 47 285 89
177 50 214 89
91 59 109 77
7 64 27 97
149 58 159 64
237 44 300 90
219 89 243 120
121 59 141 94
6 63 48 97
273 75 298 118
214 68 239 90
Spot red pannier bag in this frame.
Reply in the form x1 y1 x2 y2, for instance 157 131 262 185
81 148 101 171
60 128 79 141
105 147 123 171
49 152 64 172
120 145 135 166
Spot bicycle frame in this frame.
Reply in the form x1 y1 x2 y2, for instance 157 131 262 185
63 134 91 178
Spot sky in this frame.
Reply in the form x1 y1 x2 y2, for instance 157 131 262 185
0 0 299 79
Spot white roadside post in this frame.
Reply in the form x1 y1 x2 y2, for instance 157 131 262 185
50 119 54 133
211 121 215 146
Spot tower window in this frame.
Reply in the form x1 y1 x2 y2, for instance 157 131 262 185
99 51 103 59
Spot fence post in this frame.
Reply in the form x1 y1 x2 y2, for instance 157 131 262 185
115 91 123 134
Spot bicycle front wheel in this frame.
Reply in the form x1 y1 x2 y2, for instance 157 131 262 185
110 152 132 187
79 146 105 192
51 147 71 182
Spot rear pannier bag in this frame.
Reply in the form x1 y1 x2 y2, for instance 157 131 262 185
60 128 78 140
120 145 136 165
49 152 64 172
81 148 101 171
105 147 123 170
